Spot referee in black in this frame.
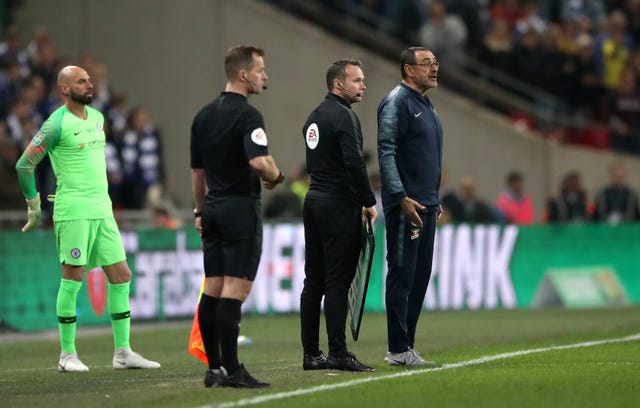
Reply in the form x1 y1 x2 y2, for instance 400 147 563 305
300 59 378 372
191 45 284 388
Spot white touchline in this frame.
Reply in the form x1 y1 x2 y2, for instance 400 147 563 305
206 333 640 408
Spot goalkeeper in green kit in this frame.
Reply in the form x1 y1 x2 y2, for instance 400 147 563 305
15 65 160 372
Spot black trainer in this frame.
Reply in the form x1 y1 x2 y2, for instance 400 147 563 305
303 351 328 370
219 364 270 388
204 368 224 388
326 351 375 372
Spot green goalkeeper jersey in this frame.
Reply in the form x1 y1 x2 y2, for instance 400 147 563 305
16 105 113 221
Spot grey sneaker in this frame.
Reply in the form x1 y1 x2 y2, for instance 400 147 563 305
58 352 89 373
385 348 434 366
113 348 161 369
408 348 435 366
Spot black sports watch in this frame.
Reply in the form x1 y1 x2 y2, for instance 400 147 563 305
272 171 285 184
193 209 202 218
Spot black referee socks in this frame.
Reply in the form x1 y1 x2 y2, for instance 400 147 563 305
217 297 243 374
199 294 221 369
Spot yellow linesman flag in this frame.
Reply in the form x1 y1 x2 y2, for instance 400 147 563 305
188 279 208 365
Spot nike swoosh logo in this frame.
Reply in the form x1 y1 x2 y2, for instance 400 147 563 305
74 131 81 135
414 112 422 118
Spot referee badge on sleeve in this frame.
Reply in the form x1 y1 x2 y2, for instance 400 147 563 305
251 128 268 146
306 123 319 149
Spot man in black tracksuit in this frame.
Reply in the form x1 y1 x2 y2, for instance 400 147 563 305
191 45 284 389
300 59 378 372
378 47 443 367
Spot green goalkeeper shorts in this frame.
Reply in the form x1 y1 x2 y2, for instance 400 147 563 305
54 217 126 269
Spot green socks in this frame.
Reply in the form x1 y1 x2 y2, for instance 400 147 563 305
108 282 131 350
57 280 132 352
57 279 82 353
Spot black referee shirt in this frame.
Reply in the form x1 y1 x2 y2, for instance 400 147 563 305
191 92 269 198
303 93 376 207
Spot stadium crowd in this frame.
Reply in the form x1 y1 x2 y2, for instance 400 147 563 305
264 159 640 225
0 25 175 225
290 0 640 156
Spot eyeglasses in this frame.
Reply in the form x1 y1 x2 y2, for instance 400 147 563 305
413 61 439 68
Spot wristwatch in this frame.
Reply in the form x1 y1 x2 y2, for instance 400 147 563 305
272 171 285 184
193 209 202 218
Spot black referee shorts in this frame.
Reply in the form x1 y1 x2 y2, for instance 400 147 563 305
201 196 262 281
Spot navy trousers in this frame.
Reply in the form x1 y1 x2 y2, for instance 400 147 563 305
384 205 437 353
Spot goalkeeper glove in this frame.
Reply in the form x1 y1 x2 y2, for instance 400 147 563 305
21 195 41 232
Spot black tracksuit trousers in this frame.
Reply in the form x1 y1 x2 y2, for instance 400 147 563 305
300 196 362 358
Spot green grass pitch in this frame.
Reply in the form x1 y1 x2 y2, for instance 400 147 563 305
1 307 639 407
